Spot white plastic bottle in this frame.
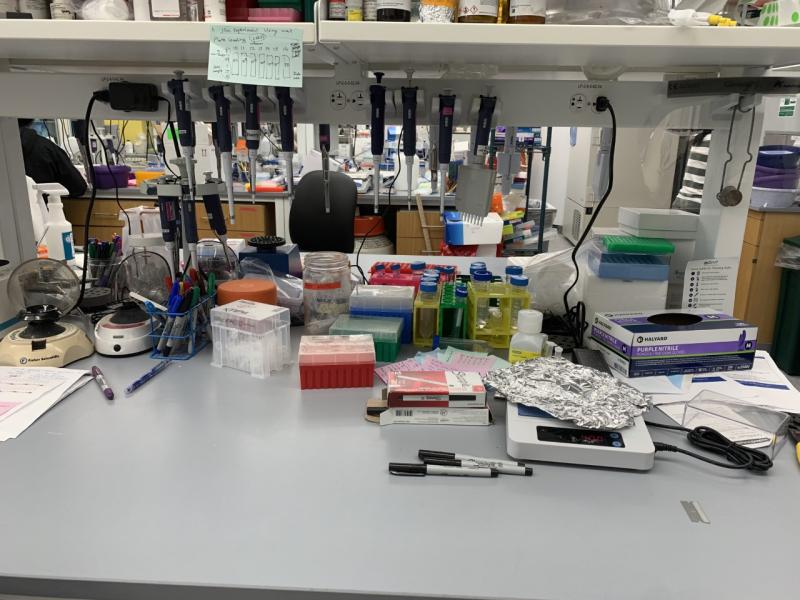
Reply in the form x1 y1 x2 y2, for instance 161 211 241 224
508 309 547 364
39 184 76 265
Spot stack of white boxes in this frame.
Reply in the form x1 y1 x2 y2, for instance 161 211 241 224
618 208 699 309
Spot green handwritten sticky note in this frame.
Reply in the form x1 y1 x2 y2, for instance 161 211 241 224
208 24 303 88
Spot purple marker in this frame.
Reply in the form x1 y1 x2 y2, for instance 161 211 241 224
91 366 114 400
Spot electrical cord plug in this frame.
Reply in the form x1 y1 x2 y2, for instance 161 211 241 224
595 96 611 112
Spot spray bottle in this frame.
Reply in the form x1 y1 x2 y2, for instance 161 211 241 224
38 183 75 265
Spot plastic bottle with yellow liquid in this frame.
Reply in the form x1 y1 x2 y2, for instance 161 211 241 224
508 309 547 364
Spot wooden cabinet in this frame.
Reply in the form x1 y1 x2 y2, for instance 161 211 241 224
64 197 276 243
735 209 800 344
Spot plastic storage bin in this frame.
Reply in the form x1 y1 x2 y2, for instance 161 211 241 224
682 391 790 459
298 334 376 390
329 314 404 362
211 300 291 379
349 284 415 343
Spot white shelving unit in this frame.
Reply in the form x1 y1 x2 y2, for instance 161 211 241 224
319 21 800 73
0 20 321 70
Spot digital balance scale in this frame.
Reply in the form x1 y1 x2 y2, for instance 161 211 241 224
0 258 94 368
506 404 656 471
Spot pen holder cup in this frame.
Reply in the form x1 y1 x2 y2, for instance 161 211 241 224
147 293 216 361
87 257 121 289
682 391 791 460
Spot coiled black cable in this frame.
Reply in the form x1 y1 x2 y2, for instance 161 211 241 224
647 421 773 473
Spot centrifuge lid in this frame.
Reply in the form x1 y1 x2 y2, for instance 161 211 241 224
7 258 81 317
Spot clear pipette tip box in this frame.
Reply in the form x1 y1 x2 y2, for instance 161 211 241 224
329 315 404 362
211 300 291 379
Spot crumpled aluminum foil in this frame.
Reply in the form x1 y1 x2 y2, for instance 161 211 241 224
483 358 650 429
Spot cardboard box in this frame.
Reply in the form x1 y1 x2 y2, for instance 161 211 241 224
386 371 486 407
380 405 491 426
444 211 503 245
591 309 757 378
396 210 444 238
396 237 442 255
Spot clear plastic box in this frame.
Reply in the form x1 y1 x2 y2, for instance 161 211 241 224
210 300 291 379
350 285 415 344
298 334 376 389
682 391 790 459
350 284 415 311
329 315 404 362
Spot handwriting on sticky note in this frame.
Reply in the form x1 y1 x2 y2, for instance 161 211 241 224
208 24 303 87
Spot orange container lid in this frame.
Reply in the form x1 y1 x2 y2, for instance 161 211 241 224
216 279 278 306
354 215 385 237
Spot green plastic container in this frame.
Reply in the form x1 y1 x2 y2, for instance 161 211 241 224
329 315 404 362
602 235 675 255
771 235 800 375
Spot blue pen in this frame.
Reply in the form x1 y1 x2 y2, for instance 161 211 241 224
125 361 173 396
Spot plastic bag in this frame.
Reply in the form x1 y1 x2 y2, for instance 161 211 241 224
546 0 670 24
274 274 305 325
508 246 587 316
80 0 131 19
775 243 800 270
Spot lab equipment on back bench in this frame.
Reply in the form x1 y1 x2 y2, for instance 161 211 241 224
437 91 456 214
401 85 418 209
208 84 236 223
242 84 262 201
369 72 387 214
275 86 295 197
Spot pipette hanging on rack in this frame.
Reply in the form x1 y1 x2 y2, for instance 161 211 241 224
241 85 261 202
401 85 418 210
437 91 456 214
369 72 387 214
275 87 295 198
209 84 236 224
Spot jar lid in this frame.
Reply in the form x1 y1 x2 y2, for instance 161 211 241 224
510 275 529 287
420 281 438 293
410 261 426 270
506 265 523 276
473 270 492 282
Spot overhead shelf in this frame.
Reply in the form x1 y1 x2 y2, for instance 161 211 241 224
0 20 322 69
319 22 800 73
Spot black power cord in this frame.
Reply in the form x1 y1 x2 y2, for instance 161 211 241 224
90 120 130 237
563 96 616 347
354 126 403 284
77 91 109 306
647 420 773 472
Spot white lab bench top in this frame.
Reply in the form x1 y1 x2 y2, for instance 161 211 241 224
0 329 798 600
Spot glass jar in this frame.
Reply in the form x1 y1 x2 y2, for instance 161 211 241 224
508 0 545 23
457 0 497 22
377 0 411 21
303 252 352 334
419 0 455 22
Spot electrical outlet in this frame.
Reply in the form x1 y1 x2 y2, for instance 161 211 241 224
569 94 587 112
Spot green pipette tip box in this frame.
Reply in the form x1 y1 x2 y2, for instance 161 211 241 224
329 315 404 362
602 235 675 255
